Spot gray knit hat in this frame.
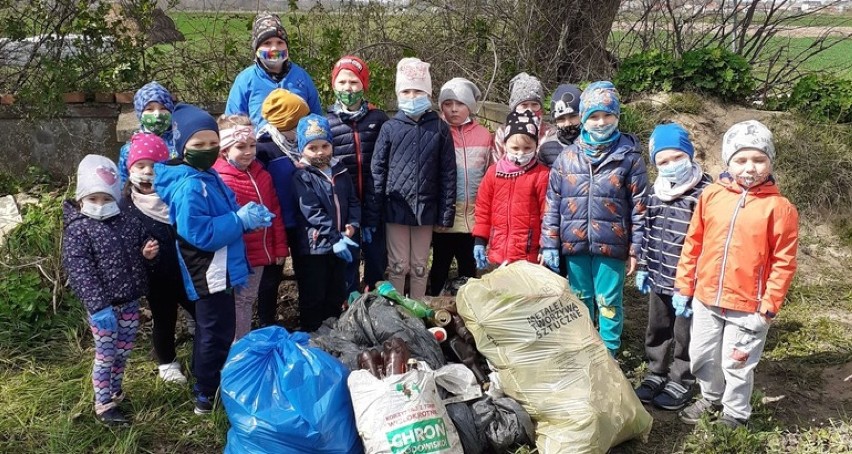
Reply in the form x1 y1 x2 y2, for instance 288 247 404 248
438 78 481 113
251 12 288 50
722 120 775 164
508 72 544 112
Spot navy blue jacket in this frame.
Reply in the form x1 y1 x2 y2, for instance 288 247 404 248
61 200 151 314
327 106 389 203
256 134 299 229
366 110 456 227
119 196 186 296
541 134 649 260
291 160 361 256
639 174 712 295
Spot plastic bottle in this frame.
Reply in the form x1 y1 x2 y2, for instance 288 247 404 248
375 281 435 319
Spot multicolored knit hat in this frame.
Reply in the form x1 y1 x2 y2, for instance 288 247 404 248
504 111 539 144
252 12 288 50
579 81 621 124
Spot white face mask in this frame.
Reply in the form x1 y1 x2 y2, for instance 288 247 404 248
81 201 120 221
508 151 536 166
128 172 154 186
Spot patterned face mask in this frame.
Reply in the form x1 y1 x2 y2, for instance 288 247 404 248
256 48 288 65
140 112 171 136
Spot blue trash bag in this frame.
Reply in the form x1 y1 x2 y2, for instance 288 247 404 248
221 326 364 454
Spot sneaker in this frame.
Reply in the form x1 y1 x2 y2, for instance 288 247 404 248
679 397 723 424
111 390 127 404
96 407 129 426
716 413 747 429
158 362 188 384
194 394 213 415
653 381 695 411
635 373 667 404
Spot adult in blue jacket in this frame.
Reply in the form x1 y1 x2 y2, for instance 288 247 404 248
154 103 273 415
225 12 322 128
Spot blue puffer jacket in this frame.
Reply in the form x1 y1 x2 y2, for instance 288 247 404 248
639 173 712 295
61 201 151 314
327 106 389 203
366 110 456 227
154 160 249 301
541 134 649 260
117 128 178 186
291 160 361 256
256 135 299 229
225 62 322 129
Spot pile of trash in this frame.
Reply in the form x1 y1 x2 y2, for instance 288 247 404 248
220 264 652 453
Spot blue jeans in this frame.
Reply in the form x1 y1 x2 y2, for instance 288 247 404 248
565 254 626 355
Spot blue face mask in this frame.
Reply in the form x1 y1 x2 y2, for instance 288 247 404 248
398 95 432 117
586 122 619 142
658 159 692 184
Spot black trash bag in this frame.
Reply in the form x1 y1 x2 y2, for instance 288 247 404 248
310 293 445 370
472 396 537 452
446 402 487 454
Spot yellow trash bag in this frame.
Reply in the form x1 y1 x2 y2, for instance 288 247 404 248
456 261 652 453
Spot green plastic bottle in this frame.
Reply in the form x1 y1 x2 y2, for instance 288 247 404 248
375 281 435 319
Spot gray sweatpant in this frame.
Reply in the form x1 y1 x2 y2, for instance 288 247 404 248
690 300 770 420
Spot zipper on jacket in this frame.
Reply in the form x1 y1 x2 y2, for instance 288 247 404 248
714 188 750 306
247 169 273 264
352 121 364 201
505 177 516 259
587 163 594 247
756 264 765 301
459 125 470 232
326 170 344 234
415 122 422 225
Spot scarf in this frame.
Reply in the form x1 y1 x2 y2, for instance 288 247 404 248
495 156 536 178
654 162 705 202
131 187 171 224
258 123 300 161
332 100 370 123
579 129 622 166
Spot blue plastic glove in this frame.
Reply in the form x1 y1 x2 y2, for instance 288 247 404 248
672 293 693 318
236 202 275 231
333 236 358 263
90 306 117 332
473 245 489 270
541 248 560 272
362 227 376 244
635 270 651 295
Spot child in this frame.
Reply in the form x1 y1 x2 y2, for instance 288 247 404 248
633 123 712 410
118 81 177 185
290 114 360 331
154 103 273 414
540 81 648 357
472 111 549 269
226 12 322 127
538 84 583 167
120 133 194 384
676 120 798 429
213 115 288 339
366 57 456 300
492 72 556 163
428 77 492 295
326 55 390 293
254 88 310 327
62 154 159 425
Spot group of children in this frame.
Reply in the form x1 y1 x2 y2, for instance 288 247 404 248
61 11 798 432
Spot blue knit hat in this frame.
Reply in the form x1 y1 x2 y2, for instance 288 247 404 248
551 84 582 120
580 81 621 124
133 81 175 119
297 114 333 152
649 123 695 165
171 103 218 155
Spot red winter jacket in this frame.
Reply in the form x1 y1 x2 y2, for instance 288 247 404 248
213 159 288 267
472 161 550 264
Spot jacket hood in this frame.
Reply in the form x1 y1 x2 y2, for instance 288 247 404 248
610 132 641 157
62 199 87 227
154 160 221 206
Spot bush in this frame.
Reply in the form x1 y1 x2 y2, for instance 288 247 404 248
615 48 755 102
787 74 852 124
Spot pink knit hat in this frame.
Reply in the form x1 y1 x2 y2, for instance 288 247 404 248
126 132 170 169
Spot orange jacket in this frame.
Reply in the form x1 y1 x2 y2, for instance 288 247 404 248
675 175 798 317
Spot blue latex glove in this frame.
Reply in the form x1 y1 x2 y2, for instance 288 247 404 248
672 293 693 318
236 202 275 231
635 270 651 295
473 245 489 270
541 248 560 272
333 236 358 263
90 306 117 332
362 227 375 244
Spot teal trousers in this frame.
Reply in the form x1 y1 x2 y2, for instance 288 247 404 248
565 254 626 355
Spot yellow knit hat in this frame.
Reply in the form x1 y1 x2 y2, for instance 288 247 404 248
261 89 310 131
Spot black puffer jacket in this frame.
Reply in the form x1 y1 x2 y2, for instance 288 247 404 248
366 110 456 228
327 106 389 203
